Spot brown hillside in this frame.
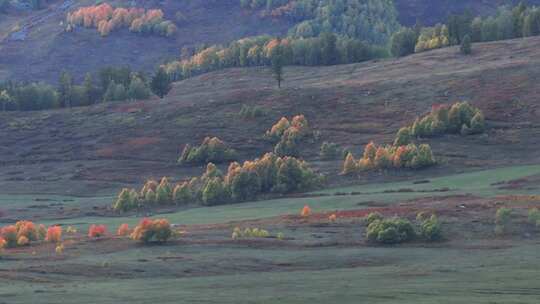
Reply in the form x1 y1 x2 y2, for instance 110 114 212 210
1 37 540 196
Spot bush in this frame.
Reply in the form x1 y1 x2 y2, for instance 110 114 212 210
528 208 540 227
320 142 343 160
178 137 237 165
131 218 172 243
366 217 416 244
239 105 266 119
419 214 442 241
88 224 108 238
46 226 62 243
300 205 312 217
117 224 131 236
365 212 384 226
460 34 472 54
495 207 512 235
232 227 270 239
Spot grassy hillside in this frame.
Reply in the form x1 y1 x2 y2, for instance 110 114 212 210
0 0 292 82
1 36 540 197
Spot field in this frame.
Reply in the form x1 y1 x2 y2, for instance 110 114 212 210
2 33 540 302
1 164 540 303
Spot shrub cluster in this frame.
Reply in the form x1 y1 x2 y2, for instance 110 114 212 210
266 115 312 157
394 102 485 145
0 221 46 248
495 207 513 235
131 218 172 243
365 212 442 244
239 105 266 119
66 3 177 37
231 227 270 240
114 153 323 211
178 137 237 165
88 224 108 238
366 217 416 244
319 141 344 160
342 142 436 174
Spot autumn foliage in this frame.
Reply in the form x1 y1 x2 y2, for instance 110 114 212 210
178 137 237 165
266 115 312 157
117 223 131 236
114 152 323 211
45 226 62 243
66 3 177 37
131 218 172 243
301 205 312 217
88 224 108 238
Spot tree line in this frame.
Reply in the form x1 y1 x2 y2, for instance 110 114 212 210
391 2 540 57
0 66 172 111
163 32 387 82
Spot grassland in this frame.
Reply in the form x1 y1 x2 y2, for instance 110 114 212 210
2 31 540 303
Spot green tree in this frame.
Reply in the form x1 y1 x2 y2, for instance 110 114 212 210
271 39 284 88
128 76 151 100
460 34 472 54
59 70 73 108
390 27 417 57
150 67 172 98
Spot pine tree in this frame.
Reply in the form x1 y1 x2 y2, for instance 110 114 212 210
151 67 172 98
59 70 73 108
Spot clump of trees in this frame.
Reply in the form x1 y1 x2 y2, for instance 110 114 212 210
88 224 108 238
414 24 450 53
342 142 436 174
163 33 388 81
113 152 323 212
178 137 237 165
66 3 177 37
0 221 43 248
265 115 312 157
242 0 400 45
131 218 172 243
394 102 485 144
0 66 171 111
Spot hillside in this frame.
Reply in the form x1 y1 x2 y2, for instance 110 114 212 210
1 36 540 196
4 0 540 83
0 0 292 82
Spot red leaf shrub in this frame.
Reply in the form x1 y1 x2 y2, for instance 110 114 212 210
117 223 131 236
45 226 62 243
88 224 108 238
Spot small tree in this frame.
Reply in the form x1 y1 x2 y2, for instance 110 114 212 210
151 67 172 98
460 34 472 55
271 39 284 88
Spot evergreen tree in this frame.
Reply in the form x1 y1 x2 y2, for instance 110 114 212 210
460 34 472 55
150 67 172 98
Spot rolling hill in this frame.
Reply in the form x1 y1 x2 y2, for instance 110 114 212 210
1 36 540 197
